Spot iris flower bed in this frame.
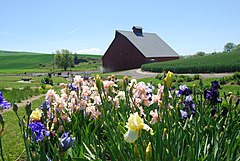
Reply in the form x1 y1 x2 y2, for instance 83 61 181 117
0 72 240 160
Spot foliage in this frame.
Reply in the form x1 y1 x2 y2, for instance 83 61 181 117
73 53 79 65
142 51 240 73
195 51 205 57
1 87 42 103
0 91 11 111
54 49 74 71
224 42 236 52
155 73 200 84
0 73 239 160
220 72 240 85
41 77 53 86
1 97 45 160
233 44 240 52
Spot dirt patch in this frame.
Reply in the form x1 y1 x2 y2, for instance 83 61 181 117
2 94 45 113
16 94 45 107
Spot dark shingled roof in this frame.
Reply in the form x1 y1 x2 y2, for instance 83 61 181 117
117 30 178 57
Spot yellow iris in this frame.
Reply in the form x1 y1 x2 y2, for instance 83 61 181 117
124 112 153 143
164 71 173 88
30 108 43 121
125 112 144 131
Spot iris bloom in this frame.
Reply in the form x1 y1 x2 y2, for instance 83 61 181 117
204 81 222 105
178 85 191 96
59 132 75 152
150 109 159 124
180 96 195 119
30 108 43 121
29 121 50 142
124 112 153 143
211 80 221 90
164 71 173 88
0 91 11 110
180 109 188 119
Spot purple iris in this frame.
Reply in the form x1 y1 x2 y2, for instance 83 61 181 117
83 76 89 81
180 96 195 119
211 80 221 90
204 80 222 116
180 109 188 119
146 87 153 101
29 121 50 142
204 88 222 105
59 132 75 152
178 85 191 96
0 91 11 110
40 100 50 111
68 83 77 91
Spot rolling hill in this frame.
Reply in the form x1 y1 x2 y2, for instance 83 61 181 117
0 50 102 73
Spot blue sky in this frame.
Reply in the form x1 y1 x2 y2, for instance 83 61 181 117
0 0 239 55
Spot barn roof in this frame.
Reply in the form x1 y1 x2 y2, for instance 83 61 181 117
116 29 178 57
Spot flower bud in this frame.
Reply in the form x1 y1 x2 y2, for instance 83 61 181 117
13 103 18 112
134 143 139 158
0 113 4 126
95 74 102 92
163 71 173 89
145 142 152 160
25 102 32 116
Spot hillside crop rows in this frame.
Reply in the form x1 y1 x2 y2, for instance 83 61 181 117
141 51 240 73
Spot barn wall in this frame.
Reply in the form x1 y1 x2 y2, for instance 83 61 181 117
103 32 146 72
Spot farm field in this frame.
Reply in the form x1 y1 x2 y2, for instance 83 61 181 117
141 51 240 73
0 50 102 74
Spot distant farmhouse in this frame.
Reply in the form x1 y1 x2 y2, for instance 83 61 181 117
102 26 179 72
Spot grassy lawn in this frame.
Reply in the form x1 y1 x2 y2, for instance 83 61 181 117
0 76 68 89
1 97 45 160
0 75 68 160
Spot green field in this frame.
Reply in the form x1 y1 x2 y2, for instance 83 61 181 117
141 51 240 73
0 50 102 74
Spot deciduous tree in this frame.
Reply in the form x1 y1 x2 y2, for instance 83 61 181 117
54 49 74 71
224 42 236 52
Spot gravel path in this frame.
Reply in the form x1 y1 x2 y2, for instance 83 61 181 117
16 94 45 108
2 94 45 113
115 68 233 79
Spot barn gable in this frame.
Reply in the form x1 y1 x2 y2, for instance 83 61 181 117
102 26 179 72
102 30 146 72
117 28 178 58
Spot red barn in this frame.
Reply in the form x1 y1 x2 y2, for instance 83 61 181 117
102 26 179 72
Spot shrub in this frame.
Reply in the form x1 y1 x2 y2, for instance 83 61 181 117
155 73 164 80
41 77 53 86
233 72 240 79
193 74 201 80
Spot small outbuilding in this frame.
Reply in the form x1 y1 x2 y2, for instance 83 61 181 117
102 26 179 72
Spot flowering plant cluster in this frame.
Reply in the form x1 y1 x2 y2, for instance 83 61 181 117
0 71 238 160
0 91 11 111
41 77 53 86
